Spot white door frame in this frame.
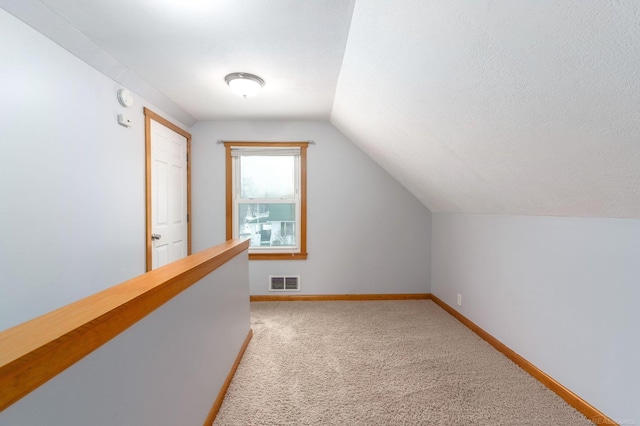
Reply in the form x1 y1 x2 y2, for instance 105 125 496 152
144 107 192 271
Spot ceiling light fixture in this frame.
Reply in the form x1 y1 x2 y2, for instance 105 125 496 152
224 72 265 98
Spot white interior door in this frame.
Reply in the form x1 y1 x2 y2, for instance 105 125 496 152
150 119 188 269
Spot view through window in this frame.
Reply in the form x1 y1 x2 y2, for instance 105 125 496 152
225 142 308 260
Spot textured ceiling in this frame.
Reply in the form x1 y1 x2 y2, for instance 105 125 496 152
3 0 640 218
332 0 640 218
28 0 355 121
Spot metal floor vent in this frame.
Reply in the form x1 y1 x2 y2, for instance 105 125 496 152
269 275 300 291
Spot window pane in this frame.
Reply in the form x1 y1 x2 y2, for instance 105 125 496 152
238 203 296 248
240 156 295 199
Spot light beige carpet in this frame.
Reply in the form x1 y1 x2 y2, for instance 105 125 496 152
214 300 592 425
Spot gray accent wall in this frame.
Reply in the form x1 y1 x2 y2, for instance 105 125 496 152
431 212 640 423
1 252 250 426
0 9 191 330
191 121 432 295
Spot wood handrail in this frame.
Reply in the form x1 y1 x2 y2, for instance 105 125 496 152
0 239 249 412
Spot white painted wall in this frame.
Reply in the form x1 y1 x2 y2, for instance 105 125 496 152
191 121 431 295
1 251 250 426
0 9 191 330
431 213 640 424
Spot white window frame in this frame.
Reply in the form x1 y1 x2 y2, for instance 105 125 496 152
225 142 308 260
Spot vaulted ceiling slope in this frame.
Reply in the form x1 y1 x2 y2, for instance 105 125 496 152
3 1 640 218
332 0 640 218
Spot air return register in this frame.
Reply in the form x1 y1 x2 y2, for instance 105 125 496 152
269 276 300 291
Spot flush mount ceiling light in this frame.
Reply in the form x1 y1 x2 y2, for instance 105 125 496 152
224 72 265 97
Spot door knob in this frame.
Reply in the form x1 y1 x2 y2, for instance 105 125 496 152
151 233 162 241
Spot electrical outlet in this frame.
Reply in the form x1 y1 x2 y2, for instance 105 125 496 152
457 293 462 307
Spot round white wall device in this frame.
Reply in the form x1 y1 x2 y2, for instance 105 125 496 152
117 89 134 107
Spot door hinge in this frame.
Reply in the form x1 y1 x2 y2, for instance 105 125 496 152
187 214 190 222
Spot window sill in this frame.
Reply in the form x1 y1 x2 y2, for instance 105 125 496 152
249 252 308 260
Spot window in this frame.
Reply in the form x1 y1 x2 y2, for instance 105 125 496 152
225 142 308 260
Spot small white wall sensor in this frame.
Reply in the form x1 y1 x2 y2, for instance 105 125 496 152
118 114 133 127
